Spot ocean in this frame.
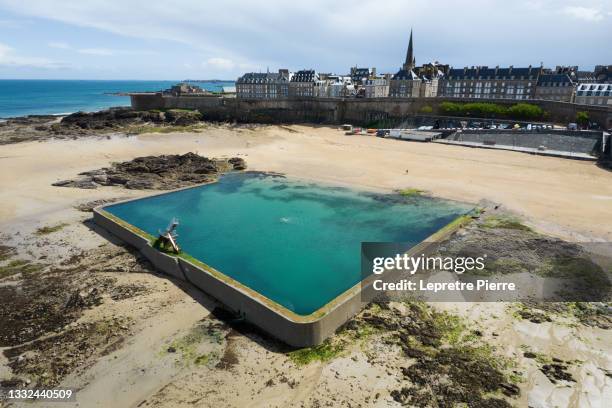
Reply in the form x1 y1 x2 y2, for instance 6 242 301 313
0 80 235 119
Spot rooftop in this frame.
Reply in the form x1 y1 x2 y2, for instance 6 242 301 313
446 66 542 81
576 83 612 96
237 72 288 84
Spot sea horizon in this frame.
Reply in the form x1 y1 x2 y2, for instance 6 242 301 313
0 78 234 82
0 79 235 119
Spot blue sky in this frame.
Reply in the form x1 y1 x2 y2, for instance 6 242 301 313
0 0 610 80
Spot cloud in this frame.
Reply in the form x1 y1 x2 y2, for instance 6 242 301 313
204 57 235 70
0 43 10 56
0 0 609 77
0 0 236 57
78 47 115 56
0 42 65 68
561 6 605 21
46 43 158 57
200 57 260 77
78 48 158 57
48 41 70 49
0 18 29 28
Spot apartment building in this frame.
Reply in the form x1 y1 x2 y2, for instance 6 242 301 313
438 65 543 100
575 83 612 106
236 70 291 99
288 70 319 97
534 73 575 102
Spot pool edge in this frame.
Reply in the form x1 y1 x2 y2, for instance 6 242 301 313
92 197 473 348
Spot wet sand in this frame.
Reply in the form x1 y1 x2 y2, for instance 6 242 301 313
0 124 611 407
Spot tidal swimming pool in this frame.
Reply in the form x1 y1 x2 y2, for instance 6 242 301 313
104 172 471 316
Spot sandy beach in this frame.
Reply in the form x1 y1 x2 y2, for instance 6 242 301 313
1 124 611 408
1 124 611 241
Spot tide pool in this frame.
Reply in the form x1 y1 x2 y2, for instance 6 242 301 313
105 172 471 315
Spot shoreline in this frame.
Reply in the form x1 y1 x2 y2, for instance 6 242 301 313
0 107 127 121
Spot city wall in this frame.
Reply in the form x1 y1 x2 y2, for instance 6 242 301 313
448 129 604 158
130 93 612 128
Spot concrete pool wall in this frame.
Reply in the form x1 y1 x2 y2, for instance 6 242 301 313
93 198 471 347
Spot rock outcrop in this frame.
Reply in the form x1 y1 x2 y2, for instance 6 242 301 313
57 108 203 133
0 108 207 144
52 153 246 190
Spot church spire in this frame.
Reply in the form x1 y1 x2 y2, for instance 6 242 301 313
403 29 415 71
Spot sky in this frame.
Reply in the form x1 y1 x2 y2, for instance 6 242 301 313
0 0 610 80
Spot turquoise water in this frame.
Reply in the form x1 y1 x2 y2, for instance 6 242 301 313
0 80 234 118
105 173 470 315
